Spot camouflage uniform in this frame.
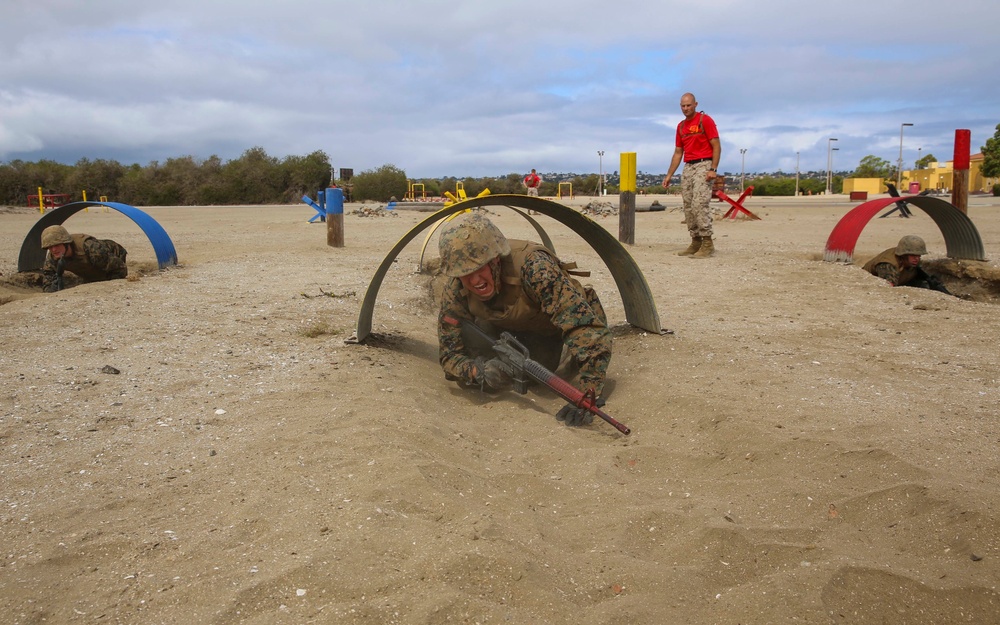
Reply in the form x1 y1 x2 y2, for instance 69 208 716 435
862 247 951 293
862 248 917 286
43 233 128 292
438 240 611 396
681 159 714 238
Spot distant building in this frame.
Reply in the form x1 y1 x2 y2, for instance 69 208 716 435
902 153 995 194
841 178 888 196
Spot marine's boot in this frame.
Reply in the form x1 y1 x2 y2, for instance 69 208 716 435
691 237 715 258
677 236 701 256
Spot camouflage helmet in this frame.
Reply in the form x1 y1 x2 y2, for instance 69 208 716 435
895 235 928 256
438 212 511 277
41 225 72 248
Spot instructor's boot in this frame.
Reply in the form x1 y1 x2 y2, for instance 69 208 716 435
691 237 715 258
677 236 701 256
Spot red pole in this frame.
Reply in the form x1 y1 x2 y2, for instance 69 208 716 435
952 129 970 214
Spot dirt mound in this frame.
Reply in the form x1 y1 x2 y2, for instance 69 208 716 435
924 258 1000 303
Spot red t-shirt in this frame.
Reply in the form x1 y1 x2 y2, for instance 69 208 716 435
675 112 719 162
524 173 540 188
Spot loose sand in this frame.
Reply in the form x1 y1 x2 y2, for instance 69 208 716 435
2 193 1000 624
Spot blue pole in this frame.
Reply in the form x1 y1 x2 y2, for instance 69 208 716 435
327 187 344 214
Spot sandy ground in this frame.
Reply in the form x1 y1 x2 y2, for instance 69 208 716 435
2 192 1000 625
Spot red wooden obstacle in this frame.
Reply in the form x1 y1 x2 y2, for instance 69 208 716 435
715 186 761 220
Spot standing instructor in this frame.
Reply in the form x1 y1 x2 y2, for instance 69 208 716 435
662 93 722 258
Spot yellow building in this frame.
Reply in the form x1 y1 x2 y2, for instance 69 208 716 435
842 178 888 195
903 153 997 194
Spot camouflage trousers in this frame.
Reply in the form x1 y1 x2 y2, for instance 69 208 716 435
681 160 714 238
526 187 539 197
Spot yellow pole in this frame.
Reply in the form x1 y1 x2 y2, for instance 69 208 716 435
619 152 637 244
82 190 88 212
37 187 44 213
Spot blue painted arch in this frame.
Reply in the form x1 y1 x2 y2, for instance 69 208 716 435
18 201 179 272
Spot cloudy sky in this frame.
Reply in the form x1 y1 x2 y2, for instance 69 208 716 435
2 0 998 179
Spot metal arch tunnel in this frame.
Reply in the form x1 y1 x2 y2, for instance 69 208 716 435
18 201 179 272
823 195 987 263
349 194 665 344
416 206 557 271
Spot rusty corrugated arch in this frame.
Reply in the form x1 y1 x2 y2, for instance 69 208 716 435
823 195 986 263
348 194 664 344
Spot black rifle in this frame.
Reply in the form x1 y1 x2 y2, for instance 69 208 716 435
444 315 631 435
55 256 66 291
914 266 952 295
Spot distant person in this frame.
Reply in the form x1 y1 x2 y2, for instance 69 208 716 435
863 235 951 294
40 225 128 292
662 92 722 258
523 169 542 197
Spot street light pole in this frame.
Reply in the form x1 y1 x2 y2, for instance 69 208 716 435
795 151 800 197
597 150 604 196
898 122 913 190
740 148 747 192
826 138 838 195
831 147 839 193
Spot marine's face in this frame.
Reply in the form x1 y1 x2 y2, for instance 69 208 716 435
459 260 498 301
47 244 69 259
680 95 697 119
900 254 921 268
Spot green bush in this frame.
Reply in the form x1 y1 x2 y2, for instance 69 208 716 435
993 183 1000 197
352 164 408 202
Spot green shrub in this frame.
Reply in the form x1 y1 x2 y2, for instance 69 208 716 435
352 164 408 202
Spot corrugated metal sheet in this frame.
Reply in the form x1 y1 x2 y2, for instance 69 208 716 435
350 194 664 343
18 201 179 272
823 196 986 263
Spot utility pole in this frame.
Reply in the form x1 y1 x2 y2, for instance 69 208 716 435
597 150 605 196
795 151 800 197
826 138 838 195
897 122 913 189
739 148 747 192
831 147 839 193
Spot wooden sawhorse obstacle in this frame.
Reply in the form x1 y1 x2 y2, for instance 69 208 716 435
715 186 761 220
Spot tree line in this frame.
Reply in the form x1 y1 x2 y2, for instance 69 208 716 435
4 125 998 205
0 148 607 206
0 147 333 207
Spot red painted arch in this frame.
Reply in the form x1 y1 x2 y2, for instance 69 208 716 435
823 195 986 263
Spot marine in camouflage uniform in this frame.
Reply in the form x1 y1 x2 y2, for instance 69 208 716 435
40 225 128 292
862 235 951 294
437 212 612 424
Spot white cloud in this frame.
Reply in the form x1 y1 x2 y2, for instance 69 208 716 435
2 0 998 176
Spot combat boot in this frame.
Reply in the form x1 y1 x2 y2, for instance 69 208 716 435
691 237 715 258
677 236 701 256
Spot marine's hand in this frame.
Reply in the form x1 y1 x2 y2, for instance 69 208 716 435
472 357 514 392
555 394 605 426
556 402 594 426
